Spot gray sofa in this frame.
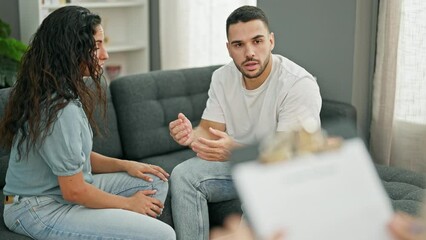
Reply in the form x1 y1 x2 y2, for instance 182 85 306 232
0 65 425 239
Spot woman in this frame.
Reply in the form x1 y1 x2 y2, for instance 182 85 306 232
0 6 175 240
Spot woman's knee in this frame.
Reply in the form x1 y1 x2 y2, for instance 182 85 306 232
157 223 176 240
150 175 169 203
151 175 168 190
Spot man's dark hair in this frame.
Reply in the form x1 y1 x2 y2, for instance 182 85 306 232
226 5 270 37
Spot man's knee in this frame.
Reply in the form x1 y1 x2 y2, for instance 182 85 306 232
170 159 198 192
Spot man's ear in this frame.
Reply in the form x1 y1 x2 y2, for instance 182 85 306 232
270 32 275 51
226 42 231 57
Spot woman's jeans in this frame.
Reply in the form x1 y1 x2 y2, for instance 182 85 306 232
3 172 175 240
170 157 238 240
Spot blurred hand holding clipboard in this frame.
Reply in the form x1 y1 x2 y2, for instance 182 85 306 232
231 119 394 240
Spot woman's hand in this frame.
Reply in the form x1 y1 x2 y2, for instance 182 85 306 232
127 190 164 217
210 214 285 240
125 161 169 182
389 212 426 240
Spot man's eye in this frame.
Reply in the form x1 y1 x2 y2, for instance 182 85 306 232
234 43 242 48
254 40 262 44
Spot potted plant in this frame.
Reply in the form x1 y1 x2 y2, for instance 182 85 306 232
0 18 27 88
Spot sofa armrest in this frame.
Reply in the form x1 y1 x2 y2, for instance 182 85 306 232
321 99 357 124
320 99 358 139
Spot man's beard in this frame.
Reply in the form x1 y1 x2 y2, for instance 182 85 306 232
237 54 271 79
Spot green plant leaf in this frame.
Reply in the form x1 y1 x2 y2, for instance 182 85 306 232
0 18 12 38
0 18 24 88
0 38 27 62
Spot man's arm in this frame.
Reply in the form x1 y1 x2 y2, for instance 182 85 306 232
193 119 226 141
169 113 225 146
192 119 242 161
169 114 240 161
277 77 321 132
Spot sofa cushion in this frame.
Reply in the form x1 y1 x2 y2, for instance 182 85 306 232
0 88 11 189
208 199 243 226
92 83 123 158
0 155 8 189
375 164 426 215
141 149 196 174
110 65 221 160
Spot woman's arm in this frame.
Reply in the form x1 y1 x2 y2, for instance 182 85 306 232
58 172 163 217
90 152 169 182
90 152 127 173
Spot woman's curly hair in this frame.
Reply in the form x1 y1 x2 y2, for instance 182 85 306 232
0 6 106 158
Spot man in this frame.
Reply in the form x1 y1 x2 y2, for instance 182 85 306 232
169 5 321 240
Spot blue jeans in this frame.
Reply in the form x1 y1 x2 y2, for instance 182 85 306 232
170 157 238 240
3 172 175 240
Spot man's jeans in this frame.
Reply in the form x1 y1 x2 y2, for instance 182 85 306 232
3 172 175 240
170 157 238 240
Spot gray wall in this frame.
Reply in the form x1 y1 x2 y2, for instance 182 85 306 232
149 0 161 70
258 0 378 141
0 0 20 39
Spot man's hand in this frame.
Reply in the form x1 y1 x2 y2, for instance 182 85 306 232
125 161 169 182
191 127 239 161
169 113 194 146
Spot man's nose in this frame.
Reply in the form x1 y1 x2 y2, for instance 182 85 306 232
244 45 255 59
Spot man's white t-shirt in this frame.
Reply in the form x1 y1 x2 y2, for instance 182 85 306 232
202 54 322 145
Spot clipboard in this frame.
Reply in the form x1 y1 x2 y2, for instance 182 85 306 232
231 121 394 240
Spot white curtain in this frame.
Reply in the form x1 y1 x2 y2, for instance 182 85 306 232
159 0 256 70
370 0 426 172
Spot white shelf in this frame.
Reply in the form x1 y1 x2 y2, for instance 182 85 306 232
107 43 146 53
42 1 144 10
19 0 150 77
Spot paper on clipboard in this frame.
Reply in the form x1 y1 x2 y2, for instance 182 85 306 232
233 138 394 240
